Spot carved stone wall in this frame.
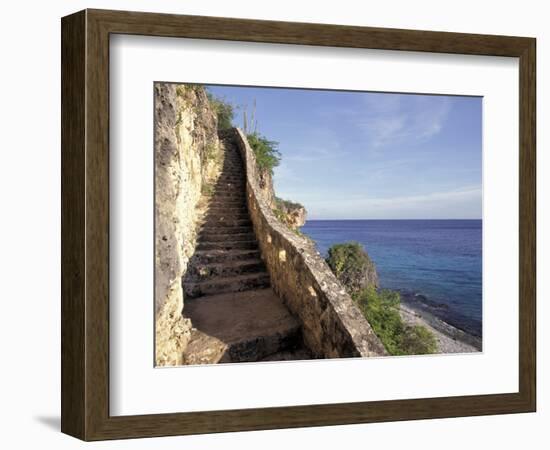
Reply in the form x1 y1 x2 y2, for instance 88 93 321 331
234 129 387 358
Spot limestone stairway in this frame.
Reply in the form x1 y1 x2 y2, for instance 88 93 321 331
182 137 311 364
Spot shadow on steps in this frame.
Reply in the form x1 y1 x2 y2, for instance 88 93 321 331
181 134 313 364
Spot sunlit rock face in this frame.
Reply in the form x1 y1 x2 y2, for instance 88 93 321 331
154 83 221 366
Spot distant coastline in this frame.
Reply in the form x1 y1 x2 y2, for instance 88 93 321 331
302 219 483 353
399 293 482 353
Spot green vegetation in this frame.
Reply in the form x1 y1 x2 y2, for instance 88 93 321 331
204 91 279 174
326 243 438 356
204 142 219 163
246 133 281 174
272 206 287 224
203 92 301 231
354 288 437 355
275 197 303 211
201 182 214 196
206 92 234 130
326 242 377 294
401 323 438 355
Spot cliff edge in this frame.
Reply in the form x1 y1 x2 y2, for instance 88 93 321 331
154 83 222 366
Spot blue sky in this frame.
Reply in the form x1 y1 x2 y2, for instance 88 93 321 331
208 85 482 220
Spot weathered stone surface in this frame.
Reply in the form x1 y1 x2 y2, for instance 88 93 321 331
183 289 303 364
154 83 222 366
274 198 307 229
181 138 310 363
234 129 387 358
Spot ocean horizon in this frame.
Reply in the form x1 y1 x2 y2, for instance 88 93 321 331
302 219 482 337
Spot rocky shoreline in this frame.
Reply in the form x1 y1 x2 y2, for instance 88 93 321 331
398 295 482 354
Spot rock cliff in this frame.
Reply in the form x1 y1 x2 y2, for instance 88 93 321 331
274 197 307 229
155 83 222 366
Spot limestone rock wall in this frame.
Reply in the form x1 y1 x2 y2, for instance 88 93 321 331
155 83 222 366
274 198 307 229
234 129 387 358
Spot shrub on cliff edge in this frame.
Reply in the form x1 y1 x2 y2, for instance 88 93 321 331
246 132 281 175
326 242 378 294
326 242 437 356
206 92 234 130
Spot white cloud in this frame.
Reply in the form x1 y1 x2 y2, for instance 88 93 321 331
273 161 300 185
284 146 348 163
305 185 482 220
360 94 452 149
279 128 347 163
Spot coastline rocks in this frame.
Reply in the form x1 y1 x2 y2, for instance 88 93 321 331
398 289 481 341
274 197 307 229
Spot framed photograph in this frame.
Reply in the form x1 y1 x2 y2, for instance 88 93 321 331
61 9 536 440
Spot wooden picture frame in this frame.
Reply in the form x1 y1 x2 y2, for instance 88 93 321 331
61 8 536 441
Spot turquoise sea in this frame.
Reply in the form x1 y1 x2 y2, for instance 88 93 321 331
302 220 482 337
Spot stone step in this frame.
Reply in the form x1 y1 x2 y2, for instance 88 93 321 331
184 271 270 297
216 174 244 179
197 231 255 242
205 209 249 217
200 225 254 236
214 182 246 190
187 258 266 280
216 177 244 183
260 346 314 361
209 193 246 201
213 189 245 195
209 193 246 200
212 187 246 192
206 206 247 214
215 187 244 191
207 199 247 206
200 217 252 228
211 191 246 198
216 175 245 183
196 239 258 251
192 249 261 264
219 165 243 170
183 289 301 364
213 188 245 194
203 212 250 222
217 172 243 177
217 174 245 179
213 188 245 195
